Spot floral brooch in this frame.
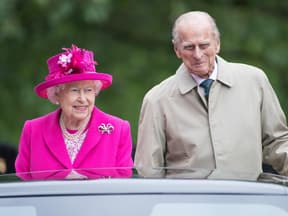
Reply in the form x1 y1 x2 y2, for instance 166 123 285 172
98 123 114 134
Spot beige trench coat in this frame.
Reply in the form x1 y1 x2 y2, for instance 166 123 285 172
134 56 288 180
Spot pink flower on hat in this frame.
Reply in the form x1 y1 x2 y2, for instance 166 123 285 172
58 53 72 69
54 44 98 77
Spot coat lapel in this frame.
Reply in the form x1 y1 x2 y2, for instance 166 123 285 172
73 107 105 167
176 63 198 95
43 109 72 168
216 56 234 87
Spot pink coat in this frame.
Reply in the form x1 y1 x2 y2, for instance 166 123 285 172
15 107 133 180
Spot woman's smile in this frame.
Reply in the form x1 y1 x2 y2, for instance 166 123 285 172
73 105 88 112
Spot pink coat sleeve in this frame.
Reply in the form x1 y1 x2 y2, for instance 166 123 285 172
15 120 32 180
115 120 134 177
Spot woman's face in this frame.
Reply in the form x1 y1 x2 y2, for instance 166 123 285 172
56 80 97 123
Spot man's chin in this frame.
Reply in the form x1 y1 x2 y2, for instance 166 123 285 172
193 70 210 78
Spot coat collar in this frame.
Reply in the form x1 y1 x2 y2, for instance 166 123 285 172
177 56 234 95
216 56 234 87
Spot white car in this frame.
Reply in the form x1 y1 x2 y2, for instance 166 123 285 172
0 169 288 216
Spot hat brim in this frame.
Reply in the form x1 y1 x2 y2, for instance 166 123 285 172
34 72 112 98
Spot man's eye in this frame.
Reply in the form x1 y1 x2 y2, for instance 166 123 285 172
184 45 194 50
200 44 209 49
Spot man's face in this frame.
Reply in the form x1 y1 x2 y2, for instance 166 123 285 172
174 22 220 78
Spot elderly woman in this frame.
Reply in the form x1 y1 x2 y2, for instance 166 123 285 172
15 45 133 180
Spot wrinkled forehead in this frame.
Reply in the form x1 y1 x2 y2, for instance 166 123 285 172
178 25 215 43
177 21 219 47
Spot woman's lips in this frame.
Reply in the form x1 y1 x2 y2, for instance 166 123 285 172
73 105 88 112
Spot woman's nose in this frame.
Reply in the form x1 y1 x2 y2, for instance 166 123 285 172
78 90 86 100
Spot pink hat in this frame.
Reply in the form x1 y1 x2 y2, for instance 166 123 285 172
34 44 112 98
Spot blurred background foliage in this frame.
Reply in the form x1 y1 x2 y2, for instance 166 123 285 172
0 0 288 148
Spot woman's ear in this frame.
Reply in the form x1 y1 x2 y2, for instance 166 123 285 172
54 91 60 105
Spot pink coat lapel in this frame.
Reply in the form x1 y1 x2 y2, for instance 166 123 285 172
43 109 72 168
73 107 112 167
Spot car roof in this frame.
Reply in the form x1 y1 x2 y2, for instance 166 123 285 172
0 178 287 197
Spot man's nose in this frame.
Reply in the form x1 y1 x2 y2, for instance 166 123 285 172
193 46 202 59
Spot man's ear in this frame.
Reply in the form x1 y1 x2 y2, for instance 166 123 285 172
173 41 181 59
216 41 220 54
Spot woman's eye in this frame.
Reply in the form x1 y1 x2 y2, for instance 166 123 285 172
71 88 79 92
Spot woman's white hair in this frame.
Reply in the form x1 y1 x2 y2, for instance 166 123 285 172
47 80 103 104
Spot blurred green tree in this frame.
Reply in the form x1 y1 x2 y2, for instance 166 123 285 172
0 0 288 148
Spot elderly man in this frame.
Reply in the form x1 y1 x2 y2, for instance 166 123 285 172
134 11 288 180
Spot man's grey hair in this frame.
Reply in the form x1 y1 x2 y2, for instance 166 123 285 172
47 80 103 104
172 11 220 44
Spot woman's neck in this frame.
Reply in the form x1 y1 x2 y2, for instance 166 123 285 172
60 114 91 131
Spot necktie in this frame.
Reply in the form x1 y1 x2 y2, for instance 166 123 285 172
200 79 214 98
